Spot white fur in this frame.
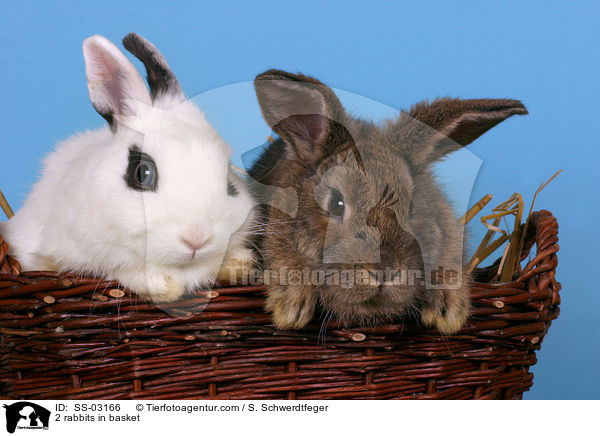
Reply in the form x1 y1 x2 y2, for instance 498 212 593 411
1 35 256 302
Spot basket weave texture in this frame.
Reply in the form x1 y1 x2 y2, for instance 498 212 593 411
0 210 561 400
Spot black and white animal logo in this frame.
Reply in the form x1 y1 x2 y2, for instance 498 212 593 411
3 402 50 434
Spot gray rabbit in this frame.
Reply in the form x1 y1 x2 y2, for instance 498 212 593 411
249 70 527 333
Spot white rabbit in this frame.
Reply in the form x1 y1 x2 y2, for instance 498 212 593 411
0 33 256 302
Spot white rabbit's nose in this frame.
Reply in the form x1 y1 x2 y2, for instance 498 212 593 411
181 233 209 252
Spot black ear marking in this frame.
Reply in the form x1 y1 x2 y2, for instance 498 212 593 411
99 112 115 131
122 33 183 100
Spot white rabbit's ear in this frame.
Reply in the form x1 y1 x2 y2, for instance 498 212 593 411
83 35 151 126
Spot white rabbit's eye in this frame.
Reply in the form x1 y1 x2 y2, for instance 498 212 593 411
125 146 158 192
135 162 156 187
328 189 345 219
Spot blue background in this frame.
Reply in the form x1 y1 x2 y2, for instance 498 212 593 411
0 1 598 399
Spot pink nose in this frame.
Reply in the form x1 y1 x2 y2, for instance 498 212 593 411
181 234 208 252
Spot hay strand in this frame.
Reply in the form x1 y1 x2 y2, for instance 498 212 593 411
0 189 14 219
514 170 563 275
458 194 493 226
499 194 525 282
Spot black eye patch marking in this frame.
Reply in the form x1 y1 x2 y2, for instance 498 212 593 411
227 179 239 196
124 145 158 192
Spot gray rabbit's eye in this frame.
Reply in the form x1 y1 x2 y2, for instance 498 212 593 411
328 189 345 219
125 146 158 192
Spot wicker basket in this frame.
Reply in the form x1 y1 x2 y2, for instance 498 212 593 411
0 210 561 400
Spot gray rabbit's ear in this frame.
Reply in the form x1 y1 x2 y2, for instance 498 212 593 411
254 70 344 163
122 32 183 101
405 98 528 166
83 35 152 127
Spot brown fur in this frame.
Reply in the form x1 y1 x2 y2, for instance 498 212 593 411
249 69 527 333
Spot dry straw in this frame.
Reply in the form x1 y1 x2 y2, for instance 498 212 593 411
465 170 562 279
